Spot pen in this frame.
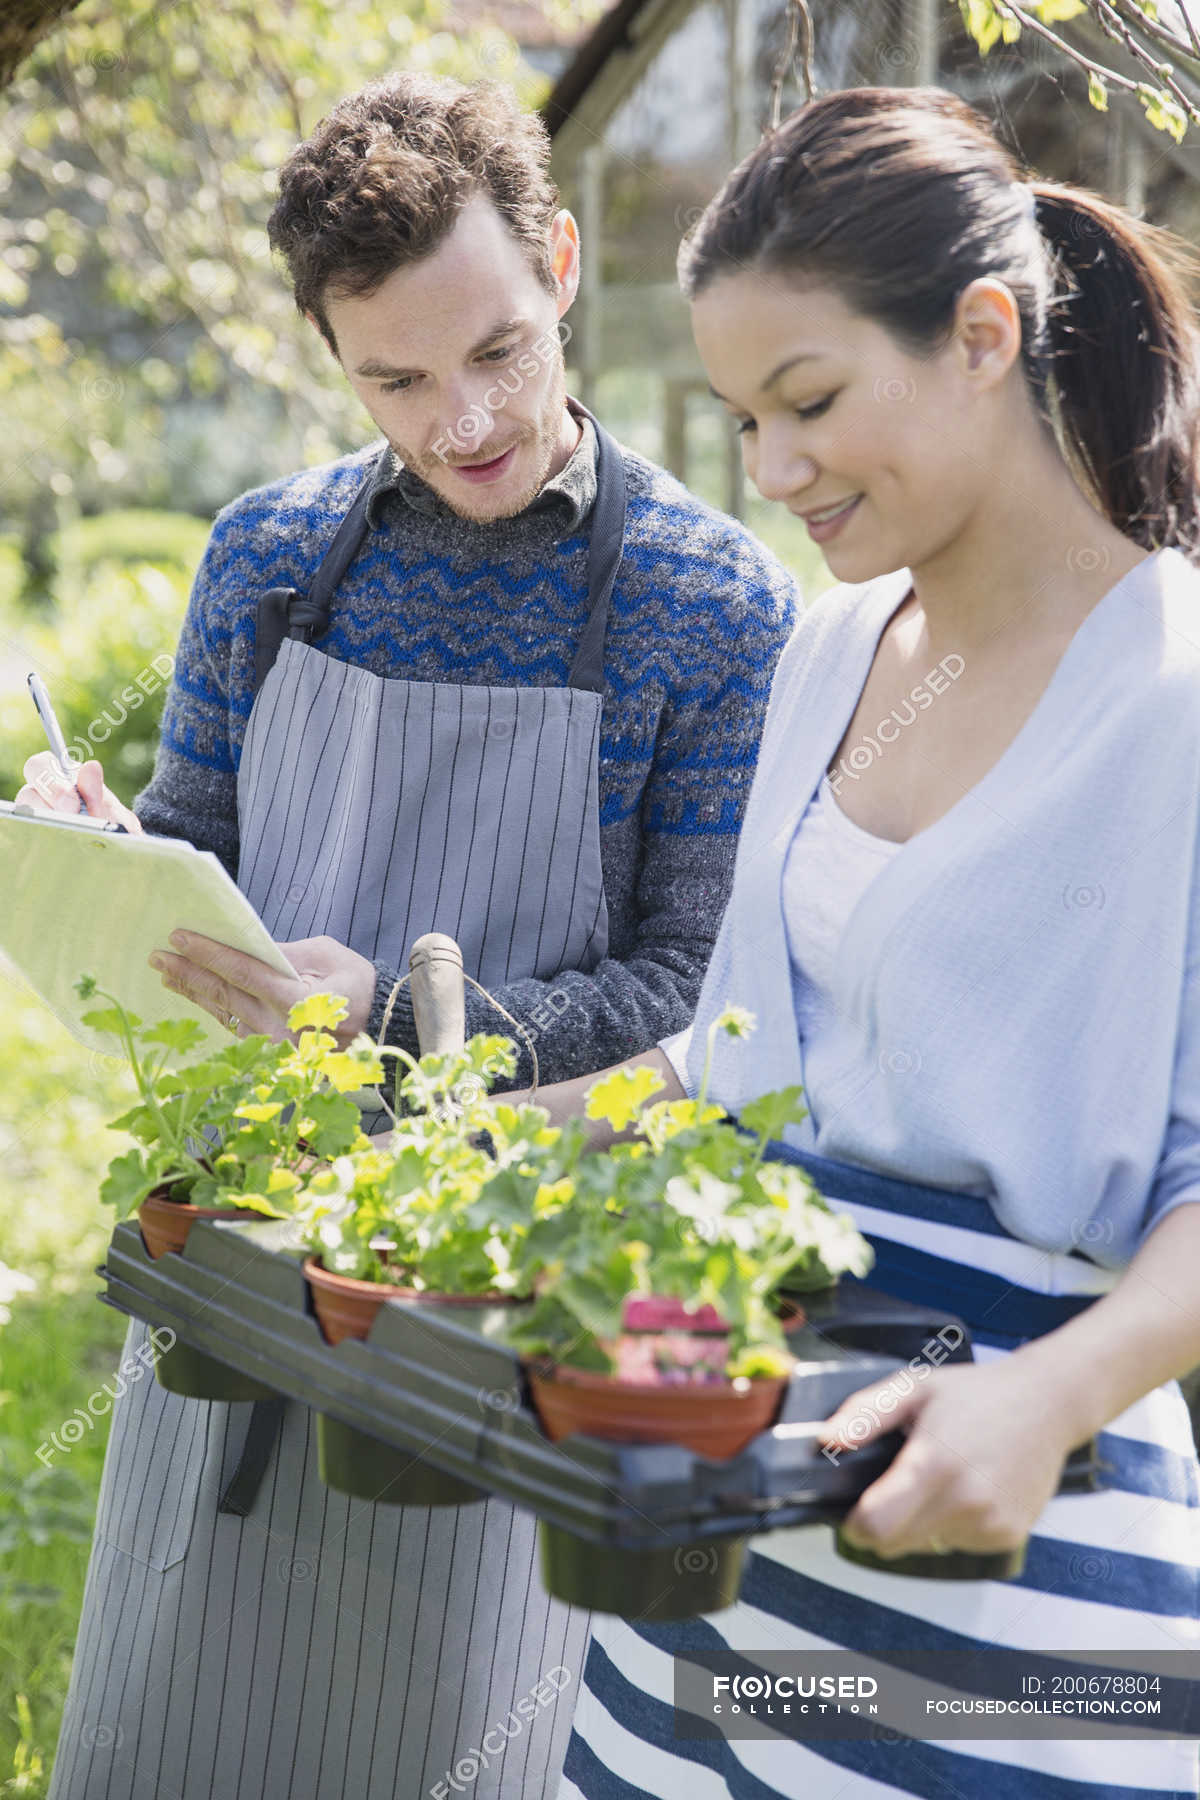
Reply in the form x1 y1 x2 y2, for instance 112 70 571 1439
27 672 89 815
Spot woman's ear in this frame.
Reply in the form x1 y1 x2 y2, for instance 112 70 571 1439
549 210 581 318
953 278 1022 384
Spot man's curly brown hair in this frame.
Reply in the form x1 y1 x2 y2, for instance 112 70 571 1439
268 73 560 351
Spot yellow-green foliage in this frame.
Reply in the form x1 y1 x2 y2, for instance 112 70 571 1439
0 967 134 1796
0 518 200 805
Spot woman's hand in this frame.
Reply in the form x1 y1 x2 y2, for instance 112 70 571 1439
148 929 377 1047
816 1356 1087 1559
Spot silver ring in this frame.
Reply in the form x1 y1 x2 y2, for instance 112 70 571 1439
225 1010 241 1035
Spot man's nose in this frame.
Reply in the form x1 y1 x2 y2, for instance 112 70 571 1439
434 381 498 459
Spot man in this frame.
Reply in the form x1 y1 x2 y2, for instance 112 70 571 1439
31 74 798 1800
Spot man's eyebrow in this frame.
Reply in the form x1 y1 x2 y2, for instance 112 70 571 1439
354 316 529 381
708 351 823 408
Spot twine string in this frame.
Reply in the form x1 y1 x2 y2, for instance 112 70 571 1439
373 967 541 1112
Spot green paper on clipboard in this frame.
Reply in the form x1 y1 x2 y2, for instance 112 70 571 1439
0 802 299 1055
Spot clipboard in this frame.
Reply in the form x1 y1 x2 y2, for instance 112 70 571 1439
0 801 300 1056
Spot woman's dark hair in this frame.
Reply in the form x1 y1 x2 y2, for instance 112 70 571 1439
269 73 559 351
678 87 1200 558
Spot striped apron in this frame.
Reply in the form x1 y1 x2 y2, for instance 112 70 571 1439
560 1152 1200 1800
49 407 626 1800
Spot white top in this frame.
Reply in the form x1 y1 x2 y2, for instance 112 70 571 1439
661 547 1200 1269
783 773 901 1045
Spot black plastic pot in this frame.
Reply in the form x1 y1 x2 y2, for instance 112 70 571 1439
834 1526 1026 1582
538 1520 747 1620
153 1334 277 1403
316 1413 487 1508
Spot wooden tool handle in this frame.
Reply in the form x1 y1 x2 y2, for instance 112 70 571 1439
408 933 466 1056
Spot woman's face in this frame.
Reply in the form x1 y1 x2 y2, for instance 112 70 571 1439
690 272 993 584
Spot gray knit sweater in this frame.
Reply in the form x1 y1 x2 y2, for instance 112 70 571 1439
134 417 799 1084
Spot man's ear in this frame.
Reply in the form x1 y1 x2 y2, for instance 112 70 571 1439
304 308 339 360
548 210 580 318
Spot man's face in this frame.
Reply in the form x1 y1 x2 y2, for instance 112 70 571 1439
320 193 578 523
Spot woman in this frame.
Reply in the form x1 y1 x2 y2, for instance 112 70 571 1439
543 87 1200 1798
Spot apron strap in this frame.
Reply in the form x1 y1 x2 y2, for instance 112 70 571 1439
253 415 626 701
566 402 627 696
252 462 381 697
217 1395 288 1516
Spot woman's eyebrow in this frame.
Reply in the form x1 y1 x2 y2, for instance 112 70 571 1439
761 350 822 392
708 351 824 408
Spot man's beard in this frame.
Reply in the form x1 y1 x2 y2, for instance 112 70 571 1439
395 359 569 523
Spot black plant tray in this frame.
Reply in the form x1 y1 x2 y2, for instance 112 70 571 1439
98 1217 1101 1552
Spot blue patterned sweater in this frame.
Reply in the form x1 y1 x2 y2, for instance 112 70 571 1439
135 416 799 1082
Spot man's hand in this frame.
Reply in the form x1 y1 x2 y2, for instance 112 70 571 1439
148 930 377 1046
16 754 143 833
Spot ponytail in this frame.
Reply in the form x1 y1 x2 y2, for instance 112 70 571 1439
1031 184 1200 559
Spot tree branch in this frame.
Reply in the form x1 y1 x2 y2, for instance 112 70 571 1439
1092 0 1200 127
995 0 1144 95
0 0 87 89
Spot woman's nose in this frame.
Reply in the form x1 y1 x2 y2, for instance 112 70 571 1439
748 433 819 505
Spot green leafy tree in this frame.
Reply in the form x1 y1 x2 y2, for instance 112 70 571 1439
0 0 551 541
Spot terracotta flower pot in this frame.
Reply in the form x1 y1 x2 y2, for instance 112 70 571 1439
302 1256 515 1507
138 1185 249 1261
527 1295 795 1618
526 1363 787 1461
302 1256 514 1345
137 1187 277 1402
524 1289 799 1458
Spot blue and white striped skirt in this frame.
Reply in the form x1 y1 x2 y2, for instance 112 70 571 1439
558 1156 1200 1799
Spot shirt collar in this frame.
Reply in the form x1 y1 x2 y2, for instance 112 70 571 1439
364 402 598 537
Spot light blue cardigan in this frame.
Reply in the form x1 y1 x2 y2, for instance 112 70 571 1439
663 547 1200 1269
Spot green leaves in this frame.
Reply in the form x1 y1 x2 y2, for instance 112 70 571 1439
739 1086 809 1144
99 1147 170 1216
80 1005 139 1038
584 1065 666 1131
88 973 873 1385
136 1019 208 1055
295 1090 366 1160
86 979 386 1217
286 992 348 1035
1038 0 1087 20
958 0 1021 57
1138 82 1189 143
501 1013 873 1377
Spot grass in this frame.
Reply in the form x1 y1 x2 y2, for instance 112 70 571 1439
0 966 132 1798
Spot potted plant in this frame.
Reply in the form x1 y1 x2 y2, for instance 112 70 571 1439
291 1032 568 1506
79 978 383 1399
502 1009 875 1617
